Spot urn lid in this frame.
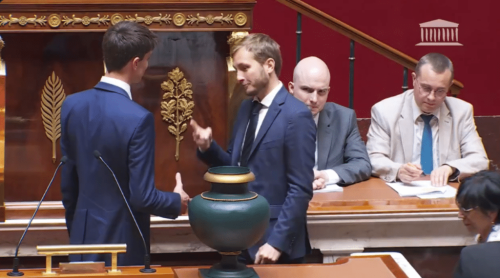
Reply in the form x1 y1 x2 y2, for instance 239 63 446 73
204 166 255 184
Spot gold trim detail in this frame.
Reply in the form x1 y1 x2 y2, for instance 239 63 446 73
219 251 241 256
227 31 249 50
0 14 47 26
37 244 126 275
125 13 171 25
201 191 258 202
234 12 247 27
41 72 66 163
48 14 61 28
161 68 194 161
204 171 255 184
110 13 124 25
62 14 110 26
187 13 233 25
173 13 186 27
0 36 4 54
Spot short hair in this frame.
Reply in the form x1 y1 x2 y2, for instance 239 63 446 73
231 33 283 76
415 53 454 83
102 21 158 72
456 170 500 224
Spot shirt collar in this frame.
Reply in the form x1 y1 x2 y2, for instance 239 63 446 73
313 113 319 127
100 76 132 100
253 81 282 108
412 95 440 123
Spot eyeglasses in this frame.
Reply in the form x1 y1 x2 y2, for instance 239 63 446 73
416 79 448 98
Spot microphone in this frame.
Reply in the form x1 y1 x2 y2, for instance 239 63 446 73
8 156 67 277
92 150 156 273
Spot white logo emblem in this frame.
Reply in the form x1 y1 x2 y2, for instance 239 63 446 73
416 19 463 46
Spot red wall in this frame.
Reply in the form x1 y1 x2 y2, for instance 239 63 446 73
251 0 500 118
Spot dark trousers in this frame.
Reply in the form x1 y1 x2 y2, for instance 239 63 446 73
237 250 305 265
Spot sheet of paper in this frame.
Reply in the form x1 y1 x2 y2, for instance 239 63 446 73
314 183 343 193
386 180 456 198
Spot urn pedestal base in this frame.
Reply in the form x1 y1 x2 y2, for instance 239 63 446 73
198 254 259 278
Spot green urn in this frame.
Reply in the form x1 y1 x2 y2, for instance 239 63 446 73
188 166 270 278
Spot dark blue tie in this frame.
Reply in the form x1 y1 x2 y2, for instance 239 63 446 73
420 114 434 175
240 101 262 167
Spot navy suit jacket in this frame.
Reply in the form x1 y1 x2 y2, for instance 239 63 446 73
198 86 316 260
60 82 181 266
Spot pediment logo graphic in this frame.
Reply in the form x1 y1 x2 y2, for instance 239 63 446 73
416 19 463 46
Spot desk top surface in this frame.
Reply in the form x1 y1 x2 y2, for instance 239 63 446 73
308 178 458 215
0 255 408 278
3 178 459 221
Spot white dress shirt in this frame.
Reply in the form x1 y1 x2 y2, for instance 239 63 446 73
411 97 440 170
237 82 283 165
100 76 132 100
313 113 340 184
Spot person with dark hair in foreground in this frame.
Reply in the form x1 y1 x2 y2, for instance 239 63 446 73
454 170 500 278
60 21 189 266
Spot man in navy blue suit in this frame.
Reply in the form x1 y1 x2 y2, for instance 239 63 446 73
191 33 316 264
60 21 190 266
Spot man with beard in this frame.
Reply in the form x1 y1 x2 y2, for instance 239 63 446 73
190 33 316 264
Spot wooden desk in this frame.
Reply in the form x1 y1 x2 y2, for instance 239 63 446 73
0 255 411 278
0 178 473 263
310 177 458 214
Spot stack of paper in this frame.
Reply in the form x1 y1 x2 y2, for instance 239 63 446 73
314 184 343 193
386 180 457 199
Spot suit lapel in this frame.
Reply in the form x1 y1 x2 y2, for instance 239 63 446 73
398 92 414 162
248 88 285 158
438 102 452 165
317 106 333 169
232 100 252 164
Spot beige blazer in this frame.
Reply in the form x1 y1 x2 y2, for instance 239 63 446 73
367 89 489 182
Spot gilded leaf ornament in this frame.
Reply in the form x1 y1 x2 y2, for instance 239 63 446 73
62 14 110 26
125 13 172 25
160 68 194 161
187 13 233 25
0 14 47 26
41 72 66 163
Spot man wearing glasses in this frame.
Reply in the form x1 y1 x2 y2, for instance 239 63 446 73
289 56 371 190
367 53 488 186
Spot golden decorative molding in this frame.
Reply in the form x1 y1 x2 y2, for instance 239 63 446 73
227 31 249 50
0 11 250 29
0 36 4 55
0 14 47 26
160 68 194 161
62 14 110 26
124 13 171 25
187 13 233 25
234 12 248 26
41 72 66 163
48 14 61 28
173 13 186 27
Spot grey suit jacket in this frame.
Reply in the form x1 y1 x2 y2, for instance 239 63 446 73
317 102 372 185
367 89 489 182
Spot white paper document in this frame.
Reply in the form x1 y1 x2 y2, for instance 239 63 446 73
314 183 343 193
386 180 457 198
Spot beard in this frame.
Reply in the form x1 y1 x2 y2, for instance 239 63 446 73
244 68 269 97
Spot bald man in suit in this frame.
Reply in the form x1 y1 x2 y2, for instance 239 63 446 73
367 53 488 186
289 56 371 189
